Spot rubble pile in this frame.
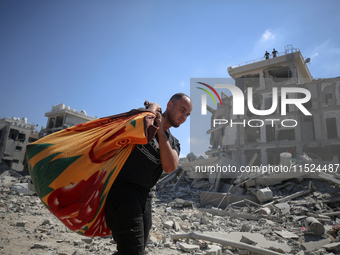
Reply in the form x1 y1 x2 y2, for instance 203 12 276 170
1 168 340 254
152 168 340 255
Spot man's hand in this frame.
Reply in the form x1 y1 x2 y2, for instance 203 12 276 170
144 100 162 113
144 101 163 128
154 111 164 129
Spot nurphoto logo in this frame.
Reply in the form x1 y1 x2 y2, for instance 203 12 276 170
196 81 312 128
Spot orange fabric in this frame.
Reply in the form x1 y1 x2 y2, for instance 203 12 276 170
27 110 157 237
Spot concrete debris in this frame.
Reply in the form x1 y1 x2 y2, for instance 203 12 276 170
257 207 271 216
163 220 174 229
318 172 340 186
200 192 259 208
300 238 331 252
178 242 200 252
2 164 340 255
158 166 183 188
241 223 252 232
205 244 222 255
173 220 181 232
262 188 313 208
274 230 299 239
274 202 290 215
323 242 340 252
256 187 273 203
168 198 193 208
304 217 325 236
243 171 309 188
172 232 284 255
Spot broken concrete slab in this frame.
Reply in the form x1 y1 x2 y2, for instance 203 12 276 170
172 231 287 255
221 183 244 194
244 171 310 188
205 232 291 253
200 192 259 208
262 188 312 208
204 245 222 255
274 230 299 239
173 171 186 191
173 220 181 232
274 202 290 214
225 198 261 210
200 207 284 223
163 221 173 230
300 238 331 252
321 211 340 217
323 242 340 252
178 242 200 252
317 172 340 186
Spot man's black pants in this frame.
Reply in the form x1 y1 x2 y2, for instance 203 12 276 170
105 183 152 255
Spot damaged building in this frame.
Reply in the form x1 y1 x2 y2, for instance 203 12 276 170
206 45 340 166
42 103 95 136
0 117 38 171
0 104 95 172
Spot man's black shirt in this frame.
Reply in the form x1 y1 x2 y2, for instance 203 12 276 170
114 131 180 192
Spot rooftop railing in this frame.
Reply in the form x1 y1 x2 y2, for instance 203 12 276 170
229 48 300 69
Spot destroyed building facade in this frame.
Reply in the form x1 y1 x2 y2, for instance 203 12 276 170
206 45 340 166
42 103 95 136
0 104 95 172
0 117 38 171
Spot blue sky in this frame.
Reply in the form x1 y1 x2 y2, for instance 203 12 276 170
1 0 340 158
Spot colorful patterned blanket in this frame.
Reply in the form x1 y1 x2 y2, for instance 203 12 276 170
26 110 157 237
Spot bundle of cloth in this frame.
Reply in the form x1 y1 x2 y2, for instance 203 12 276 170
26 109 157 237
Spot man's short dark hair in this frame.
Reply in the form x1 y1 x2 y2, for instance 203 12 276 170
169 93 191 104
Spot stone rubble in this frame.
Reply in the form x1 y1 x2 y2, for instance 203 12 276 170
1 168 340 254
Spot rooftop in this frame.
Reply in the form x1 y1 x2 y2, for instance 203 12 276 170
45 103 96 120
227 46 313 83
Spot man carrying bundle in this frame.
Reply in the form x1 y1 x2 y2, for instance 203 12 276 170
105 93 193 255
